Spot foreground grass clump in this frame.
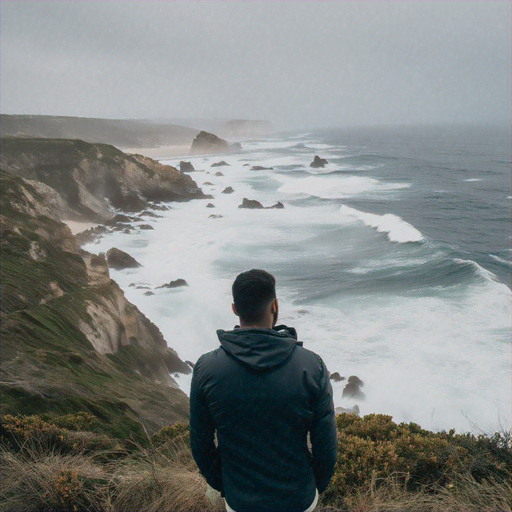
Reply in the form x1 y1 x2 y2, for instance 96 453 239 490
1 413 510 512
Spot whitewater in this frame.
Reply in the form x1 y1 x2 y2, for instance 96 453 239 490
85 125 511 434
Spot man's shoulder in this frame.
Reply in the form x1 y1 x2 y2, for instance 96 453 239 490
293 344 326 369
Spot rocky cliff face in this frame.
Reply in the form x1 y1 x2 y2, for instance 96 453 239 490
0 137 208 223
1 171 190 434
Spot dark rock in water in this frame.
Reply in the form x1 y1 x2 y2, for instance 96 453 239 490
214 171 224 177
348 375 364 386
75 225 109 245
106 248 142 270
123 228 132 234
138 211 162 218
190 131 229 155
139 224 154 230
251 166 274 171
238 198 264 209
229 142 243 151
112 223 132 231
203 181 214 185
186 360 195 368
222 186 234 194
156 279 188 289
129 283 136 287
294 143 306 149
269 201 285 209
243 163 250 166
335 405 360 416
211 161 230 167
105 213 135 226
310 155 328 168
179 161 195 172
136 285 151 290
329 372 345 383
209 214 223 219
144 291 154 296
150 204 171 211
342 375 366 401
206 203 215 208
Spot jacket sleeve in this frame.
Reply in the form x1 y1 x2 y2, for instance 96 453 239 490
189 360 224 493
310 358 338 493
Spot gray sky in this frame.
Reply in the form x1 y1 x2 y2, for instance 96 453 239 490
1 1 510 129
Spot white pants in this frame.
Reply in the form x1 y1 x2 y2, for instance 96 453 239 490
225 488 318 512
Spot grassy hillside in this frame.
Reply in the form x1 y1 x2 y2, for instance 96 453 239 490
1 172 190 440
0 115 199 148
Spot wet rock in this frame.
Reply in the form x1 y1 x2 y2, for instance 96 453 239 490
229 142 243 151
75 225 109 245
156 279 188 289
110 190 148 212
329 372 345 383
106 248 142 270
144 291 154 296
123 228 132 234
139 224 154 230
222 186 234 194
251 166 274 171
238 198 264 209
209 214 223 219
179 161 195 172
203 181 214 185
136 285 151 290
214 171 224 177
211 161 230 167
150 204 170 211
105 213 136 226
342 375 366 401
269 201 284 209
310 155 328 168
138 211 162 218
206 203 215 208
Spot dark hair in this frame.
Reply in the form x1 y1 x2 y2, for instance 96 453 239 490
232 269 276 324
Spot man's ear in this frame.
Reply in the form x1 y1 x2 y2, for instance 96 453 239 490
271 299 278 313
232 303 238 316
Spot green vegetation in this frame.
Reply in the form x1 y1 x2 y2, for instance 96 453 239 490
1 413 509 512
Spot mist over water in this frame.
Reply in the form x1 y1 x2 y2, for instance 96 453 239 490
86 124 511 434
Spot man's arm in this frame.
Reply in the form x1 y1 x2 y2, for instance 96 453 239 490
189 360 223 493
310 358 338 493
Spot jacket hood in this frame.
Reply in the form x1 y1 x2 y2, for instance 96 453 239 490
217 325 301 372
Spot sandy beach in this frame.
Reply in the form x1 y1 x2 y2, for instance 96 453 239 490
64 220 99 235
120 145 192 159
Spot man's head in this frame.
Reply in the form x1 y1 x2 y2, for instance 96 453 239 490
232 269 278 328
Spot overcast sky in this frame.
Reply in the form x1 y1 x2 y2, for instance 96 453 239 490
1 1 510 129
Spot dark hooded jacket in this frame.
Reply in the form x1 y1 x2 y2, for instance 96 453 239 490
190 325 337 512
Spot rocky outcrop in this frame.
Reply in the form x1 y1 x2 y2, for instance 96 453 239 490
251 166 273 171
0 138 207 223
342 375 366 401
156 279 188 289
211 161 230 167
222 186 234 194
238 198 284 209
214 171 224 177
106 248 142 270
179 161 195 172
0 171 190 434
310 155 328 168
190 131 229 155
330 372 345 382
238 198 264 209
335 405 360 416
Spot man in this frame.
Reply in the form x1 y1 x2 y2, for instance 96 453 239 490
190 269 337 512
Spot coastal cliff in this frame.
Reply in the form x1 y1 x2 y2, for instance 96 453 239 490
1 163 191 436
0 137 208 223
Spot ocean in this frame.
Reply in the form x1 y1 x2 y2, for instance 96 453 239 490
85 123 511 434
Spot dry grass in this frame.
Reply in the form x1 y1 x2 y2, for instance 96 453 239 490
1 424 510 512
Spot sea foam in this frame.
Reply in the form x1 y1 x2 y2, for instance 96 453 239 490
340 205 424 243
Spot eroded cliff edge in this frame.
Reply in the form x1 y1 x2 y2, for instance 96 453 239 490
0 142 196 437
